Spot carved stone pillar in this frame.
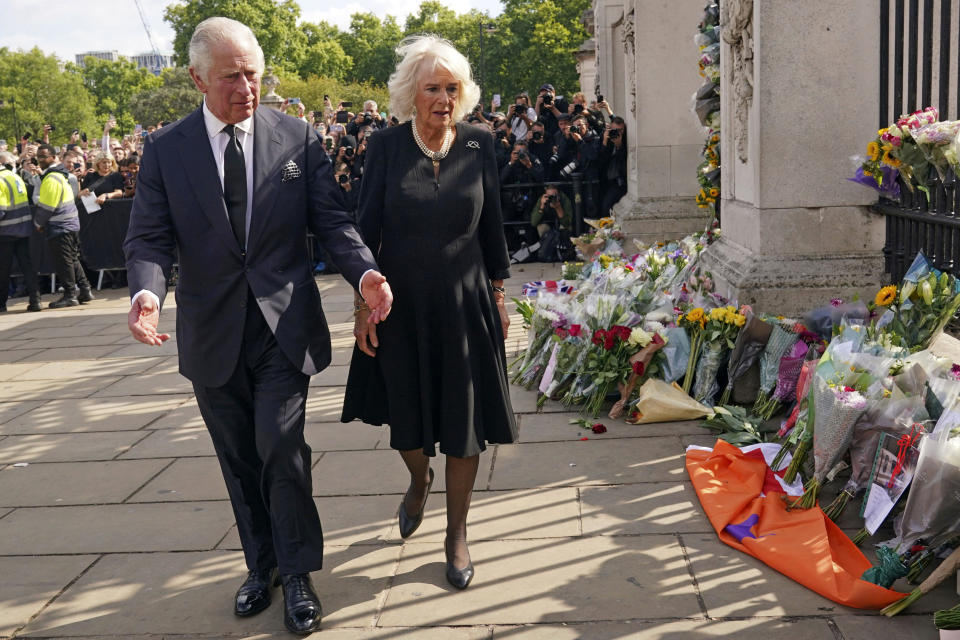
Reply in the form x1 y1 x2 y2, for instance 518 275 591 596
701 0 885 315
606 0 709 245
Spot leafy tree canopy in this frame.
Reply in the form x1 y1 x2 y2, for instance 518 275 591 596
130 67 202 127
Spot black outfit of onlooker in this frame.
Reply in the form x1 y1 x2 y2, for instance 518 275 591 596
493 125 515 169
500 143 545 227
527 124 553 169
534 84 568 139
81 166 124 196
598 117 629 216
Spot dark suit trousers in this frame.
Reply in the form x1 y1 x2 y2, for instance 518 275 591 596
193 290 322 575
0 236 39 305
47 231 90 291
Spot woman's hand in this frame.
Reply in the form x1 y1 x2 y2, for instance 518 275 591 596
79 188 91 196
96 194 107 205
495 294 509 340
354 308 379 357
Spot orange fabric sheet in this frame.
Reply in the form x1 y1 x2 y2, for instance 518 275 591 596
685 439 905 609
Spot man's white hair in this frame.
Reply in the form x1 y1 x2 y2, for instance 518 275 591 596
0 151 15 166
189 17 265 82
387 35 481 124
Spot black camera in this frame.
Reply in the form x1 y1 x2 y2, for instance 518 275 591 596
343 146 355 158
80 132 87 142
495 129 507 140
569 124 581 135
596 93 604 103
572 103 584 115
531 131 543 142
362 114 374 125
608 129 621 140
338 174 349 184
542 93 553 105
515 149 528 161
546 193 558 204
29 157 38 166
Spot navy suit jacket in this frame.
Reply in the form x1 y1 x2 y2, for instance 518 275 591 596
123 106 378 387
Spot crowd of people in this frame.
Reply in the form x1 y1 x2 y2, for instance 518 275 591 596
0 81 627 310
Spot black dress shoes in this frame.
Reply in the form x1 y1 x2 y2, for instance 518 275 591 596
234 567 279 617
398 467 434 539
281 573 322 635
446 560 475 590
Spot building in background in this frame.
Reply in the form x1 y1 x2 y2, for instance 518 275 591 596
74 50 120 66
130 52 174 76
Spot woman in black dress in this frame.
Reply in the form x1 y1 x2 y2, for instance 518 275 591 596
342 35 517 590
79 153 124 205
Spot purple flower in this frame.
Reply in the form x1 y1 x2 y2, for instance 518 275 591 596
830 298 844 307
551 313 568 329
951 363 960 380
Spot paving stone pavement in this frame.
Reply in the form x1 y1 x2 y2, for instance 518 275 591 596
0 269 950 639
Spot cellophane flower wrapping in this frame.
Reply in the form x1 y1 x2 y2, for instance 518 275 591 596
758 323 800 398
811 373 869 485
912 120 960 181
882 251 960 352
848 164 901 201
659 327 690 383
770 340 809 403
719 314 772 405
692 341 727 407
512 292 573 388
888 424 960 553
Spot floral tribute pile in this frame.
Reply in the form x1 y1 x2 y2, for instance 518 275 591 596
694 3 721 216
514 221 960 613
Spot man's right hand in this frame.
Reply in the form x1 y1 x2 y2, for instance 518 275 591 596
128 293 170 346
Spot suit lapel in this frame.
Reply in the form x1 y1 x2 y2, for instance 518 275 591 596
176 108 240 255
248 107 284 253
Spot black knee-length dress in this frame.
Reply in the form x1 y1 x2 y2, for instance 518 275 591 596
340 121 518 457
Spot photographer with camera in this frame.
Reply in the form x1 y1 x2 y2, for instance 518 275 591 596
529 186 573 262
508 93 537 142
598 117 629 216
500 141 545 223
527 121 554 168
535 83 568 138
346 100 385 137
493 120 515 168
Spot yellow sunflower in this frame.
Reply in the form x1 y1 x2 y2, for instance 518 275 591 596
709 188 719 197
875 285 897 307
882 150 902 168
867 141 880 161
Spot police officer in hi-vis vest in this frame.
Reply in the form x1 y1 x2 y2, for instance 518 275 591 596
34 144 94 309
0 151 41 312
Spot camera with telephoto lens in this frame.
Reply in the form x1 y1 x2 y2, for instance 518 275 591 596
559 159 578 179
343 146 355 158
572 103 584 116
362 114 374 125
569 124 581 136
531 130 543 142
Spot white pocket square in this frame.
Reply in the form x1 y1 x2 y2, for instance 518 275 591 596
281 160 301 182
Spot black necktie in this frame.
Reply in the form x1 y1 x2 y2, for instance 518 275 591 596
222 124 246 249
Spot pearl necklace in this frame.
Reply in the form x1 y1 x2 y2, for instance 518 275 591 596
411 119 453 167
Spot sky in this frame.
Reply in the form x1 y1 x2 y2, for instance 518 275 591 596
2 0 504 63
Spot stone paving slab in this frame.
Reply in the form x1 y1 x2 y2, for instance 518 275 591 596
579 483 713 536
19 547 402 637
0 376 122 401
141 397 204 430
0 431 147 463
489 619 839 639
0 459 171 507
127 457 225 502
508 386 571 414
489 438 688 490
14 357 165 381
833 615 938 639
305 386 349 421
0 502 234 554
0 400 45 426
104 340 180 360
16 345 137 363
312 449 494 496
406 488 581 543
0 396 192 435
0 555 98 637
13 334 130 350
518 413 712 443
310 364 352 387
306 420 384 452
378 536 700 626
218 495 398 548
0 348 44 363
0 362 46 382
117 426 216 459
91 372 193 397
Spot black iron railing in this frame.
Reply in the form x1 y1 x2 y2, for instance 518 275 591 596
875 0 960 281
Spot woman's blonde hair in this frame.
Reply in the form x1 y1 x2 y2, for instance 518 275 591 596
388 35 481 124
94 153 118 173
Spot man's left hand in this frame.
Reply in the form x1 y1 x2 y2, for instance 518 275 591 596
359 271 393 324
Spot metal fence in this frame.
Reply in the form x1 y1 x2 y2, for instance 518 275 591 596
875 0 960 281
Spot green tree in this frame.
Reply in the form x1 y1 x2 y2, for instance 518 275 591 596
299 21 352 80
0 47 98 145
72 56 161 134
273 72 389 119
337 13 403 85
494 0 591 99
130 67 202 127
165 0 308 75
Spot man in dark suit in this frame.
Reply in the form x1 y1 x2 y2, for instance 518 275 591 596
123 17 392 636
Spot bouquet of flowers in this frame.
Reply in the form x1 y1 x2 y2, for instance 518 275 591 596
881 108 937 193
912 119 960 181
573 217 624 261
679 307 708 394
718 312 772 406
512 293 572 388
537 321 591 405
756 338 812 420
608 329 668 419
881 251 960 352
692 306 746 406
752 320 802 414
